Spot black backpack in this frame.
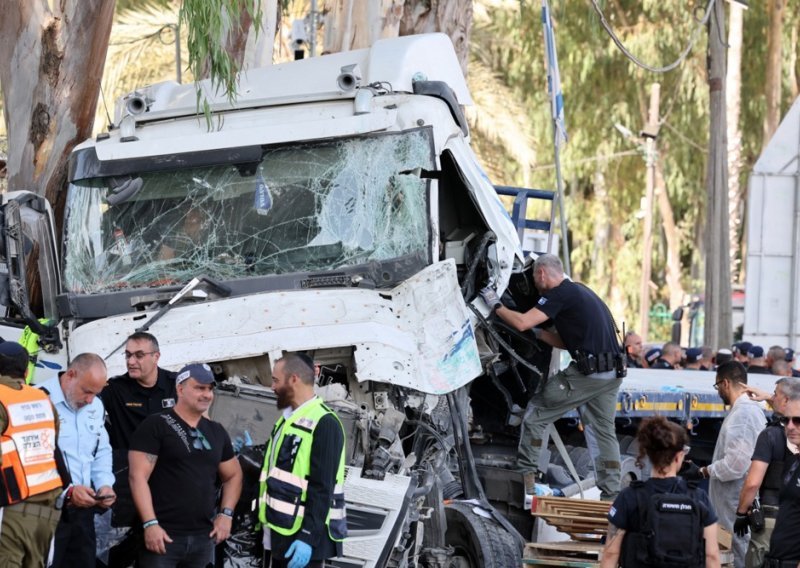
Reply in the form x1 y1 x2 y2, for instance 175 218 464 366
619 480 705 568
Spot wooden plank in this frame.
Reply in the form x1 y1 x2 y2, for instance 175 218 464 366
523 541 602 567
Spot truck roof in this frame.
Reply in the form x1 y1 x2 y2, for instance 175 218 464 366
112 32 473 125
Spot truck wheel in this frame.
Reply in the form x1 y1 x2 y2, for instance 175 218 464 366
444 502 521 568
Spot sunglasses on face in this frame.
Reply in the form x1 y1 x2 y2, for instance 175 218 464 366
189 428 212 451
779 416 800 428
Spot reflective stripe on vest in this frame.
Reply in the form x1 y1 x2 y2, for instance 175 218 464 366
258 397 347 542
0 384 62 505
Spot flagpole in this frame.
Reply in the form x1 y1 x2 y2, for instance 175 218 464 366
542 0 571 277
552 139 571 277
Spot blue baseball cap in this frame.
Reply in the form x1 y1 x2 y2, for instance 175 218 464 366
645 348 662 365
176 363 215 385
747 345 764 359
685 347 703 364
732 341 752 355
786 348 795 362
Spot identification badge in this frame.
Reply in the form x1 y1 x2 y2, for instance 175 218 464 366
162 398 175 409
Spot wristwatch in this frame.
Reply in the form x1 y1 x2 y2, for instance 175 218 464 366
219 507 234 518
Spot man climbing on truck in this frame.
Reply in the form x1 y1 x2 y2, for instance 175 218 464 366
480 253 625 500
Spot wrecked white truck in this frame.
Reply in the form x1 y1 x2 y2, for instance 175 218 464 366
0 33 566 566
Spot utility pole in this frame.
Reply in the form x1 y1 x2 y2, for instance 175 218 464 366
704 0 733 349
639 83 660 343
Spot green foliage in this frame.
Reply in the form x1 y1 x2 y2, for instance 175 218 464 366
180 0 263 126
471 0 787 337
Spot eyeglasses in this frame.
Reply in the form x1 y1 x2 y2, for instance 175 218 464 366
713 379 726 390
189 428 212 451
779 416 800 428
123 351 157 361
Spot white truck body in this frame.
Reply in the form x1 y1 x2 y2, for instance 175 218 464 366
744 96 800 353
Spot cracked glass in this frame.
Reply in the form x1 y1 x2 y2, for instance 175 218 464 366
63 129 434 294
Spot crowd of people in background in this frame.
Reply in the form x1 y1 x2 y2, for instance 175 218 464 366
624 332 800 377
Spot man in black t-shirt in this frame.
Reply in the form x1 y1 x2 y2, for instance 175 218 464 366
624 332 645 369
736 377 800 566
481 253 624 500
99 331 177 566
129 363 242 567
764 398 800 564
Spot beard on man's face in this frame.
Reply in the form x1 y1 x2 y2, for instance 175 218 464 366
276 386 292 410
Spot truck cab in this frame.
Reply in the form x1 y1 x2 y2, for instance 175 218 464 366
0 34 545 567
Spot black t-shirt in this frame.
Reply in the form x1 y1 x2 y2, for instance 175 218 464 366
100 367 177 450
748 366 771 375
770 455 800 560
608 477 717 530
535 279 620 356
650 359 675 370
130 410 234 535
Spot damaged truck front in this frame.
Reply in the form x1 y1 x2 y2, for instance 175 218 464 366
0 34 547 567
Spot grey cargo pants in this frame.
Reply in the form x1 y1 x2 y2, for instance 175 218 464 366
517 363 622 499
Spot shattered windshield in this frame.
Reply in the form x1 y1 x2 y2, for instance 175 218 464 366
63 129 434 294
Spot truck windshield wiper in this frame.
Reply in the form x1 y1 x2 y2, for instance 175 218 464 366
104 275 231 360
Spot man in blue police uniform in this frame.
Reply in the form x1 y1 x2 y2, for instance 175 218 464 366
259 354 347 568
40 353 115 567
481 253 625 500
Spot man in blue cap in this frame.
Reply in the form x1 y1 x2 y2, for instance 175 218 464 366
684 347 706 370
747 346 770 374
129 363 242 567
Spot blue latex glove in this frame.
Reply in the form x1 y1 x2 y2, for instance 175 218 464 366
479 286 502 311
232 430 253 453
285 540 312 568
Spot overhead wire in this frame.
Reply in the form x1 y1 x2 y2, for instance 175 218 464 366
588 0 716 74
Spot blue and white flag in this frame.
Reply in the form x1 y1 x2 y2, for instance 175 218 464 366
542 0 568 148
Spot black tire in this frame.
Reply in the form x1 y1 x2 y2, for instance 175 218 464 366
444 502 521 568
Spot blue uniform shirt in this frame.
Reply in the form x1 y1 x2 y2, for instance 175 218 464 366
39 375 115 489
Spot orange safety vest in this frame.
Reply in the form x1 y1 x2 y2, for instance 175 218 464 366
0 384 62 505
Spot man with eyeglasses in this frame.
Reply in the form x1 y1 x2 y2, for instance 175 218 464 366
683 360 766 568
129 363 242 567
735 377 800 567
761 397 800 567
99 331 177 566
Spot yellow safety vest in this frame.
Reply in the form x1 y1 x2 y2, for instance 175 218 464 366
258 397 346 542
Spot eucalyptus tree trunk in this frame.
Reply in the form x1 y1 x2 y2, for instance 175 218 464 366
400 0 473 75
0 0 115 221
218 0 279 72
763 0 785 145
322 0 405 53
655 161 685 314
726 2 745 284
321 0 472 75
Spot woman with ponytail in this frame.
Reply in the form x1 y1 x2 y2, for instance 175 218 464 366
600 416 721 567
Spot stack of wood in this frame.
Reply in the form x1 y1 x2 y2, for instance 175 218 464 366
530 496 611 542
522 495 734 567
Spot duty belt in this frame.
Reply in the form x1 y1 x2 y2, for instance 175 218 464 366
6 501 61 522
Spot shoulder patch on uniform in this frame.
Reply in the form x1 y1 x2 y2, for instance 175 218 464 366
609 505 617 518
538 297 547 306
294 417 316 432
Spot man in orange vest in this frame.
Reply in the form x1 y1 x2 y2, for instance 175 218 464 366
0 341 64 568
